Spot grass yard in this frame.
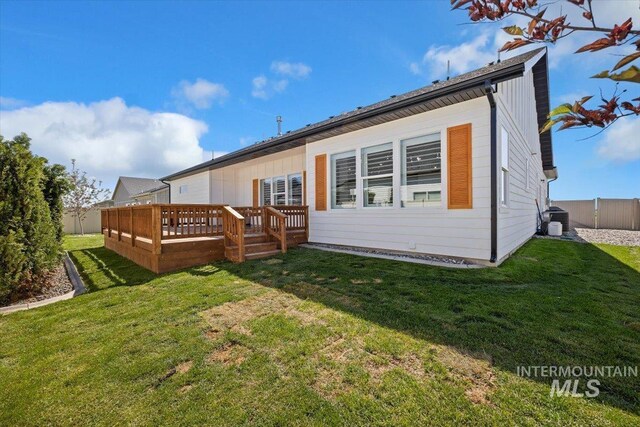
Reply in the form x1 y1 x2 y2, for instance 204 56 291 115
1 235 639 426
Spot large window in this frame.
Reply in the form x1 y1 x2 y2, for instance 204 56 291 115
401 133 441 207
331 151 356 209
501 127 509 206
261 178 272 206
362 143 393 207
260 174 303 206
288 173 303 205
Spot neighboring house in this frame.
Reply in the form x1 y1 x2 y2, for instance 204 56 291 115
111 176 169 206
162 48 557 265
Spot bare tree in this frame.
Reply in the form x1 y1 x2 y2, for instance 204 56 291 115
63 159 110 235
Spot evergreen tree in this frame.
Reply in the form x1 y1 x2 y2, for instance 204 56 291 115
0 133 61 303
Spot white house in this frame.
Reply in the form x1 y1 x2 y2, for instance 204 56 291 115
161 48 557 265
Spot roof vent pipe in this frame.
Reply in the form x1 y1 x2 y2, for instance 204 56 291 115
276 115 283 136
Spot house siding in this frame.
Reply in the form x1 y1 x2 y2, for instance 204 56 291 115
306 97 493 261
495 70 547 262
231 146 306 206
170 170 211 204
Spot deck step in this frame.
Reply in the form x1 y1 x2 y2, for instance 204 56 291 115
244 233 270 244
227 241 278 254
244 249 282 260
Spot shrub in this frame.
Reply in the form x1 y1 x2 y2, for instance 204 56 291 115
0 133 62 303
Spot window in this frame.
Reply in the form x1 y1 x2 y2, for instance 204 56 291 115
362 143 393 207
179 185 188 194
273 176 286 205
260 174 303 206
261 178 272 206
500 127 509 206
331 151 356 209
401 133 441 207
288 173 303 205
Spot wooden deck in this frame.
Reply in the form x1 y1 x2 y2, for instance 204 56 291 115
101 204 308 273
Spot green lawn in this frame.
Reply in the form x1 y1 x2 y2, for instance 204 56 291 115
1 235 639 426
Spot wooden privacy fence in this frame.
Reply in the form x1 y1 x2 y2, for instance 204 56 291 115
551 198 640 231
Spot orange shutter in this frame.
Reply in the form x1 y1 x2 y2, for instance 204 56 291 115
252 179 259 208
447 124 473 209
302 171 307 205
315 155 327 211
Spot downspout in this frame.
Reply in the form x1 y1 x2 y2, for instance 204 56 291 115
160 179 171 204
484 80 498 263
546 175 558 207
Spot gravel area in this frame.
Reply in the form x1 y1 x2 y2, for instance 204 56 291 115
535 228 640 246
305 242 476 266
2 263 73 308
574 228 640 246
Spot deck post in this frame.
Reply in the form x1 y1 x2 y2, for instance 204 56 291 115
106 209 111 238
151 205 162 255
130 206 135 247
116 208 121 241
304 206 309 242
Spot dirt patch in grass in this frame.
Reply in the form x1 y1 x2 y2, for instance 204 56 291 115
208 341 250 366
436 347 496 405
178 384 193 394
153 360 194 388
203 291 324 333
176 360 193 374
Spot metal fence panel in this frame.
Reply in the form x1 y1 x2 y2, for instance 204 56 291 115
597 198 640 231
550 199 596 229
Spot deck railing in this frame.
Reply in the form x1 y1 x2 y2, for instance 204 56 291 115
222 206 245 262
101 203 308 262
159 204 225 239
232 206 265 234
265 207 287 254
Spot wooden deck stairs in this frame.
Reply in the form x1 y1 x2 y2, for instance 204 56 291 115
225 233 280 261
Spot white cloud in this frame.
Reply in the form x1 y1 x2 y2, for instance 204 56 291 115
416 32 497 79
251 75 269 99
0 96 27 109
597 116 640 163
0 97 208 189
251 75 289 100
172 78 229 109
239 136 254 147
270 61 312 79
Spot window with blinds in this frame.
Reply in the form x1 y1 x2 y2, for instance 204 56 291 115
401 133 441 207
273 176 286 205
288 173 303 205
331 151 356 209
261 178 272 206
362 143 393 207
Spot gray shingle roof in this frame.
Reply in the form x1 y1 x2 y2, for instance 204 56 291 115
113 177 168 200
163 47 550 180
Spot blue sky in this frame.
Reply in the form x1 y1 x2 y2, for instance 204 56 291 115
0 0 638 199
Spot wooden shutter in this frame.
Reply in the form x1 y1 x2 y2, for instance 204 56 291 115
252 179 259 208
302 171 307 205
447 124 473 209
315 155 327 211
